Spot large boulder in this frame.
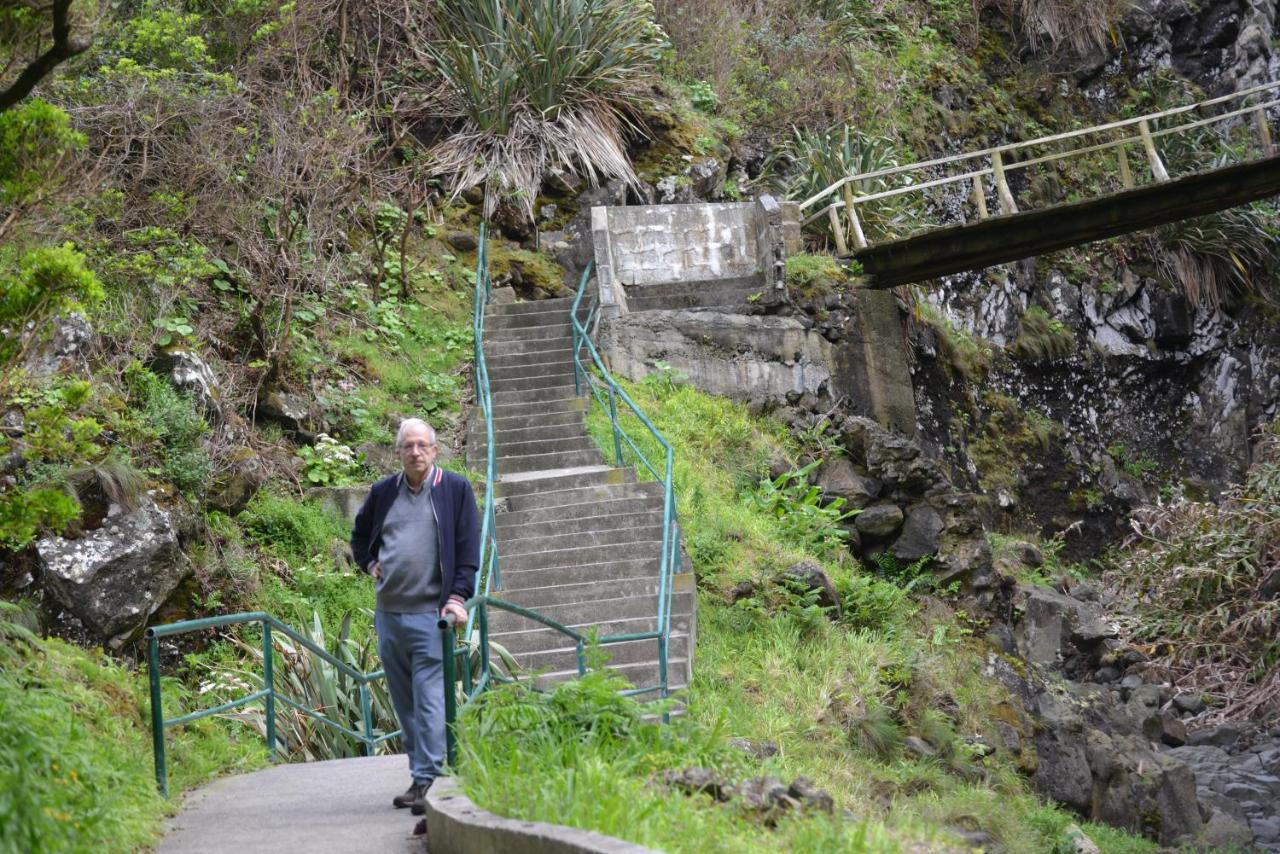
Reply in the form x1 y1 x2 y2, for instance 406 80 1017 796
815 458 880 508
1084 731 1203 845
36 497 192 647
152 349 221 418
775 560 841 618
310 485 371 527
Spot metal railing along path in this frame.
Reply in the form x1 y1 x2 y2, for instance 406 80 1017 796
146 611 398 796
801 78 1280 253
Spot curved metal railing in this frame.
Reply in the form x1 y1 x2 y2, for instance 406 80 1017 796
145 611 397 796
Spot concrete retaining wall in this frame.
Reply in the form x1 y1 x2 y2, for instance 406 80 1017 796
425 779 661 854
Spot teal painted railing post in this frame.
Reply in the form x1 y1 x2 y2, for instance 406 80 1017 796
441 617 458 769
148 635 168 797
262 621 275 760
359 682 373 757
607 385 623 465
478 602 491 679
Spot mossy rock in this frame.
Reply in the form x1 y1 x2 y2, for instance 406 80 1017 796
488 244 567 299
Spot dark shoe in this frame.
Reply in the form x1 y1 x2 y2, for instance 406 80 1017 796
409 779 434 816
413 819 427 837
393 783 426 810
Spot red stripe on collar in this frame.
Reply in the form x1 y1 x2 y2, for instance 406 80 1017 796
433 467 443 487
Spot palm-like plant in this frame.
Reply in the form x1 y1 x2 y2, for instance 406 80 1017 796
420 0 664 219
774 123 921 247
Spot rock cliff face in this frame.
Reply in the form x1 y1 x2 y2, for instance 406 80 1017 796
910 0 1280 553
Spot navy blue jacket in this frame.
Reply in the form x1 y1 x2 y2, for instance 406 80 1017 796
350 467 481 608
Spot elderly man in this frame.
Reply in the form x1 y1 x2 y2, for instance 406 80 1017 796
350 418 479 815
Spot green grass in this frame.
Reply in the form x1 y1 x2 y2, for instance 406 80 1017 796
0 612 265 854
457 374 1156 852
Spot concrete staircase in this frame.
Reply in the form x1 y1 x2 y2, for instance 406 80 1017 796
466 296 695 694
622 274 766 312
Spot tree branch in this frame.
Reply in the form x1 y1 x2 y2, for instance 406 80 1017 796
0 0 92 113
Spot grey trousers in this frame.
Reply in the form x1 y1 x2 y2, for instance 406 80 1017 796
375 610 446 786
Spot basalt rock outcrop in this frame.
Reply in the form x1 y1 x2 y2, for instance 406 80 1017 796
35 496 193 647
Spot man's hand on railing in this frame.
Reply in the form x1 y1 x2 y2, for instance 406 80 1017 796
440 598 467 627
367 560 381 580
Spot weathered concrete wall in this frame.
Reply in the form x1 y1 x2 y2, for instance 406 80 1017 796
834 291 918 436
596 202 758 287
600 310 834 409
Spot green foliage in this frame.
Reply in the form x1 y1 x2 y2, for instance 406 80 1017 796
784 252 858 301
775 124 920 245
422 0 665 216
238 490 349 569
0 604 263 853
0 487 79 551
123 364 210 495
687 79 719 113
119 6 216 73
0 244 103 363
212 610 400 760
0 99 86 205
746 460 856 563
1011 306 1074 362
1152 205 1280 310
297 434 364 486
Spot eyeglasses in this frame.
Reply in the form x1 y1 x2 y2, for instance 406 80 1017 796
400 442 436 452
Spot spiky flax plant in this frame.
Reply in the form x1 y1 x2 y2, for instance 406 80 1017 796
422 0 664 219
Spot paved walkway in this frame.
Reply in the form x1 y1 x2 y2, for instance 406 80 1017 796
158 755 426 853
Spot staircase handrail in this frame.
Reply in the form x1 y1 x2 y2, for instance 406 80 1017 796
144 611 398 796
469 222 502 641
568 264 679 704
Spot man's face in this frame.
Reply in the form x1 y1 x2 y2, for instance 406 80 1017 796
398 425 438 480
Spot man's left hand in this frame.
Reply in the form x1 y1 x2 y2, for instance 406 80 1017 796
440 600 468 626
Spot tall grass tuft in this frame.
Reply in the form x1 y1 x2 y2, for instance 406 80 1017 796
421 0 664 219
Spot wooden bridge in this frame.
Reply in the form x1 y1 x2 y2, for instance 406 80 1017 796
799 80 1280 288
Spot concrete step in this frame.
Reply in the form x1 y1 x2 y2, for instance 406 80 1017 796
485 324 574 345
488 608 694 652
486 408 585 432
500 539 663 572
491 384 581 405
489 370 579 392
499 479 660 510
486 354 577 382
502 523 663 557
496 575 664 608
501 448 605 475
496 495 663 528
483 338 578 361
509 633 689 673
487 297 577 316
468 419 586 448
489 395 587 420
486 310 574 331
489 435 598 459
494 558 665 592
498 510 663 542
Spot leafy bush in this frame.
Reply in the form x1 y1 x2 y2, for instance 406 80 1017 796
422 0 665 218
0 100 86 205
123 364 210 495
774 124 920 246
297 434 363 486
746 460 857 563
238 491 350 569
0 243 103 363
1152 205 1279 310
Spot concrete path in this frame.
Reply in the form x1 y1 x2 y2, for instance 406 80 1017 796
158 755 426 854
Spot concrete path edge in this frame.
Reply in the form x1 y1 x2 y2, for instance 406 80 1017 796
424 778 662 854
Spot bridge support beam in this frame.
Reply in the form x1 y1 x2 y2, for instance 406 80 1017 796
855 155 1280 288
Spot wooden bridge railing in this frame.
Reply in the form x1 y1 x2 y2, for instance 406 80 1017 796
799 79 1280 254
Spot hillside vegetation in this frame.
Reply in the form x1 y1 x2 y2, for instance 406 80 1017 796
1 0 1275 851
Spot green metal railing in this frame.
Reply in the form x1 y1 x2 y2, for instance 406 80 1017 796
569 263 681 703
145 612 397 796
468 223 502 626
